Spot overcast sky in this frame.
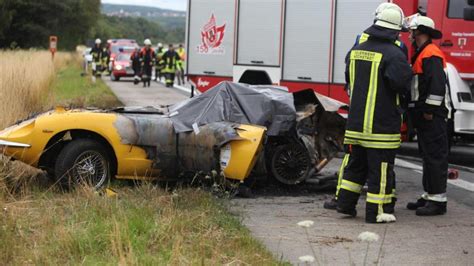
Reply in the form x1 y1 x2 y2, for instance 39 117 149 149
102 0 187 11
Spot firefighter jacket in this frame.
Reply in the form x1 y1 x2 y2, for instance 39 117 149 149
156 47 165 67
101 47 110 66
352 32 410 109
162 50 181 73
177 47 186 61
344 25 412 149
140 48 156 66
130 51 141 71
91 45 102 63
409 40 448 118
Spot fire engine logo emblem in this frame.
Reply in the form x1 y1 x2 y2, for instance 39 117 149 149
198 14 226 55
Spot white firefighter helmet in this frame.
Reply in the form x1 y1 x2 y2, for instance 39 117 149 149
374 4 405 31
157 42 163 48
95 38 101 44
144 39 152 46
407 14 442 39
375 3 405 19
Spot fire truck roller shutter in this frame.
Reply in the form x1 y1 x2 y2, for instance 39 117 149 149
332 0 386 84
237 0 282 66
282 0 332 83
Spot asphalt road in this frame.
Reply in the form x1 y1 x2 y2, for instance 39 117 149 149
104 77 189 107
106 79 474 265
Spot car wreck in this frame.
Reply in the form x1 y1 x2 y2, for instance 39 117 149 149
0 82 346 189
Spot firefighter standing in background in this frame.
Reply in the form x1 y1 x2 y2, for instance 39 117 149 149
324 3 408 213
90 38 103 76
101 44 110 76
140 39 156 87
176 44 186 85
130 47 141 85
336 6 412 223
162 44 181 88
406 15 449 216
155 43 165 82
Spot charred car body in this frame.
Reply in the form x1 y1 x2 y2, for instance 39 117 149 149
0 82 346 188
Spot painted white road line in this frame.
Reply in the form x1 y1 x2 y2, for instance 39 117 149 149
174 84 192 94
396 158 474 192
448 179 474 192
395 158 422 171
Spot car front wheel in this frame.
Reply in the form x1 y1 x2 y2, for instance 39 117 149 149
54 139 111 189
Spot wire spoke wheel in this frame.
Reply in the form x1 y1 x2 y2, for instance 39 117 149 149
271 143 311 185
71 151 108 189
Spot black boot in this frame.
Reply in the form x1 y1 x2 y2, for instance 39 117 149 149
323 198 338 210
337 206 357 217
416 201 446 216
407 198 427 210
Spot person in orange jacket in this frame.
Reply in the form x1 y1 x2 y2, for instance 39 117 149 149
406 15 449 216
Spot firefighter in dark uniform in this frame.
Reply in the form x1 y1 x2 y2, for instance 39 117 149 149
406 15 449 216
101 45 110 76
154 43 165 82
162 44 181 88
324 3 408 212
130 47 141 85
336 7 412 223
90 38 103 76
140 39 155 87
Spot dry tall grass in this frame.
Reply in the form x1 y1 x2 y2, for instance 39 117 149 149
0 50 72 128
0 50 73 199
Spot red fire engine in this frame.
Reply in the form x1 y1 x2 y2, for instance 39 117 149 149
185 0 474 141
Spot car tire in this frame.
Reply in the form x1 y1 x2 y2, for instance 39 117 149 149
54 139 111 189
270 143 311 185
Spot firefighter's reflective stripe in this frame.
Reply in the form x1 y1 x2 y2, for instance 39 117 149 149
340 179 363 194
362 53 382 133
345 130 400 142
367 193 392 204
344 138 400 149
335 153 350 199
367 162 391 218
411 75 420 101
359 33 369 43
426 193 447 202
367 193 393 204
425 94 444 106
349 60 356 100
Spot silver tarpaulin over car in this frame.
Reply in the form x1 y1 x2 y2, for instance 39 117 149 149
168 81 297 136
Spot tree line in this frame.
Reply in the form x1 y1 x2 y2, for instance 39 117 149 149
0 0 185 50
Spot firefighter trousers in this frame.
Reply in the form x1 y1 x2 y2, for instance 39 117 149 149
163 69 176 87
335 145 396 205
337 145 397 222
411 110 448 201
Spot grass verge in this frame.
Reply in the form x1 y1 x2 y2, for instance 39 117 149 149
1 185 279 265
51 61 122 109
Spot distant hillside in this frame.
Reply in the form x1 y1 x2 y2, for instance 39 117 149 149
101 4 186 28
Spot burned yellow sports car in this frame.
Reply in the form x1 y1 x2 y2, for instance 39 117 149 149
0 82 346 189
